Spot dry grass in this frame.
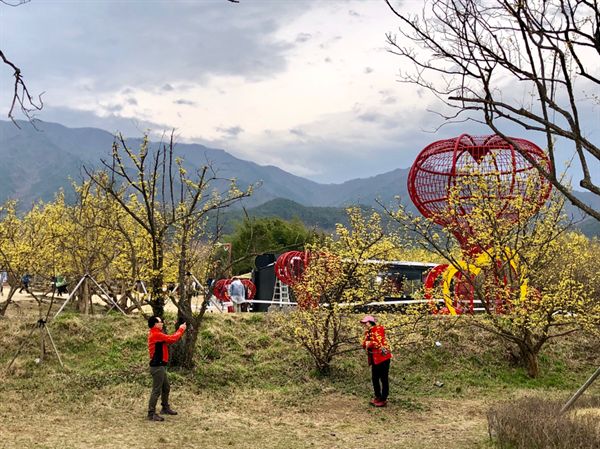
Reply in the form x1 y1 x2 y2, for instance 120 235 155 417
1 297 599 448
0 383 491 449
488 396 600 449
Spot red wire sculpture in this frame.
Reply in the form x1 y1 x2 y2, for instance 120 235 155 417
408 134 552 250
241 279 256 299
412 134 552 314
212 278 231 301
274 251 310 286
212 278 256 300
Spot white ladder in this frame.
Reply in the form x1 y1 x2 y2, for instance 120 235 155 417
272 279 290 306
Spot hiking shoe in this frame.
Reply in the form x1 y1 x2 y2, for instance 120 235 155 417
160 407 178 415
147 413 165 421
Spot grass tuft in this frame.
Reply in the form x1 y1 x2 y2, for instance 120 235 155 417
488 396 600 449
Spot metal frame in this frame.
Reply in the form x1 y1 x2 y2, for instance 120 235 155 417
52 274 127 319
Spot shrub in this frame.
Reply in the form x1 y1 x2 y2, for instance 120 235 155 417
488 396 600 449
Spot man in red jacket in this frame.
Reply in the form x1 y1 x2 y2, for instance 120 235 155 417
147 316 187 421
361 315 392 407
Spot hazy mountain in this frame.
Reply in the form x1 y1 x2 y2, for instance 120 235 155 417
0 119 414 209
0 120 597 236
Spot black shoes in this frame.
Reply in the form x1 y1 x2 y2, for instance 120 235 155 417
147 413 165 422
160 407 178 415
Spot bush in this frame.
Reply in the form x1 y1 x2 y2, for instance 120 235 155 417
488 396 600 449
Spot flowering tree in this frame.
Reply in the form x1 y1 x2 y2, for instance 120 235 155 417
0 198 66 315
281 208 427 374
389 173 600 377
86 132 252 320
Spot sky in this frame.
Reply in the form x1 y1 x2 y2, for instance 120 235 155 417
1 0 599 185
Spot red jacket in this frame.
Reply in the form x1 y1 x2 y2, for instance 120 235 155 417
148 326 185 366
362 324 392 366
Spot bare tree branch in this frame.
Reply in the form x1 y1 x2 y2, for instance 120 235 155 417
385 0 600 221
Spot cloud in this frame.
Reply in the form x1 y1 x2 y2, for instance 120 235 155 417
36 105 172 139
104 103 123 113
2 2 311 91
174 99 197 106
295 32 312 43
289 128 307 137
216 125 244 139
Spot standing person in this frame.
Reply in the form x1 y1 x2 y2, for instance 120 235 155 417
55 274 68 296
227 277 246 312
19 273 31 293
146 316 187 421
361 315 392 407
0 270 7 296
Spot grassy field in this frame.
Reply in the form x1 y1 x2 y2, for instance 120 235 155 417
1 299 598 449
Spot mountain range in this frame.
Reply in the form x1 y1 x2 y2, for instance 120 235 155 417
1 120 598 236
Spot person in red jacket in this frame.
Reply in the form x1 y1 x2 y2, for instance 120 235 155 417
361 315 392 407
147 316 187 421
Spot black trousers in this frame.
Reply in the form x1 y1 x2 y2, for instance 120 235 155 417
371 359 390 400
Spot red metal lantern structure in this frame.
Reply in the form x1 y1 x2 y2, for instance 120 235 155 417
274 251 310 286
408 134 552 250
410 134 552 313
212 278 231 301
213 278 256 300
241 279 256 299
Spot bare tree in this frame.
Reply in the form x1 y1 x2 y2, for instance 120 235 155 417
385 0 600 221
1 0 43 126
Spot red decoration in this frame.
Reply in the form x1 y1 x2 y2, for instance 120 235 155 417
423 263 448 313
241 279 256 299
274 251 310 286
212 278 231 302
408 134 552 249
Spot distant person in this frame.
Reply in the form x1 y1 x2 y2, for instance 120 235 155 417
0 270 7 296
227 277 246 312
146 316 187 422
19 273 32 294
55 274 68 296
361 315 392 407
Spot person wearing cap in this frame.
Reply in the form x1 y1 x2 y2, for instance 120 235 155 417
360 315 392 407
146 316 187 421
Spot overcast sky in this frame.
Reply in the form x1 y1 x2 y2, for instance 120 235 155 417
1 0 598 185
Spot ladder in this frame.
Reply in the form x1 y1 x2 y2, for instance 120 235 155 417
272 279 290 306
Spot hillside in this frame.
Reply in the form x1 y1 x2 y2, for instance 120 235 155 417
0 120 415 210
1 120 598 236
1 300 599 448
220 198 361 234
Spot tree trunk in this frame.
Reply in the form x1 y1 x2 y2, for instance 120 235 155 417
148 238 165 318
518 342 540 378
0 285 18 316
170 322 199 369
315 358 331 376
149 287 165 318
77 278 91 314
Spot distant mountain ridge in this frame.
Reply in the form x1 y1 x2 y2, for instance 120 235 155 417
0 119 414 210
0 120 598 236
